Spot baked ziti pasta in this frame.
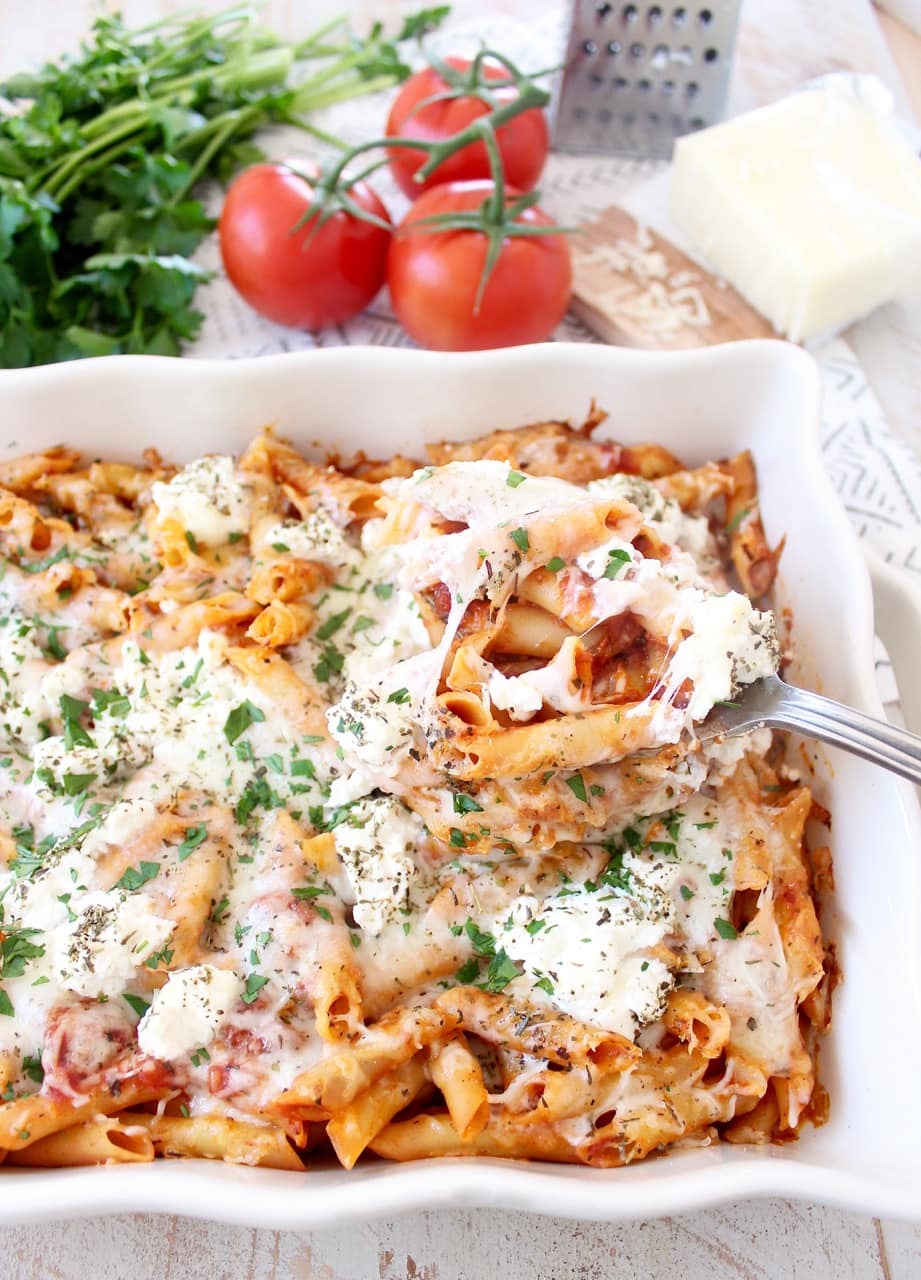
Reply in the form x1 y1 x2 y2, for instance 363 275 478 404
0 414 832 1170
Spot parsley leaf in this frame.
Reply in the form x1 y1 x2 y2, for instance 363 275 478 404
223 700 266 745
116 860 160 891
602 548 632 579
176 824 207 861
452 792 483 815
506 470 526 488
565 773 588 804
509 527 530 553
242 973 269 1005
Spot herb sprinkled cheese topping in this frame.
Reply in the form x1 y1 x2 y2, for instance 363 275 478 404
137 964 242 1061
152 455 253 546
333 796 422 936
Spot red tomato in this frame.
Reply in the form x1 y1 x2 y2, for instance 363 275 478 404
219 163 391 329
386 57 549 199
388 181 572 352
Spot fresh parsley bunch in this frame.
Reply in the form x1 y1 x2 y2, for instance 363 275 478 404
0 4 448 365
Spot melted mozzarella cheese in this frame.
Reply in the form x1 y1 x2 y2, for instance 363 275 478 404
333 796 422 935
138 965 243 1060
152 456 253 546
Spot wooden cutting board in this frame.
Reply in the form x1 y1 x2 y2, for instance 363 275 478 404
571 205 778 349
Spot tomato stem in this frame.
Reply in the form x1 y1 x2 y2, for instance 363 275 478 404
415 80 549 182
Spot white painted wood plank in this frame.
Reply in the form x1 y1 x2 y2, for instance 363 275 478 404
879 1217 921 1278
0 1201 896 1280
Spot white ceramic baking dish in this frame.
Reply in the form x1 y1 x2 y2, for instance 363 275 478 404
0 340 919 1228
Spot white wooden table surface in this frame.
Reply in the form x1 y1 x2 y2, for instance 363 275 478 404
1 1 920 1276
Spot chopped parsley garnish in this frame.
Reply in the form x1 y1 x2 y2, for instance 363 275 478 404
62 771 96 797
176 824 207 861
602 548 632 579
242 973 269 1004
116 860 160 891
480 951 519 992
506 470 526 488
223 700 266 744
565 773 588 804
184 530 200 554
373 582 394 601
545 556 566 573
534 975 555 996
599 850 632 893
725 505 751 536
313 642 344 684
91 687 131 719
123 993 151 1018
452 792 483 815
0 991 13 1017
709 869 726 886
271 541 290 553
20 546 71 574
316 607 352 641
679 884 695 901
449 828 467 848
0 927 44 979
60 694 95 750
235 778 282 826
21 1055 43 1084
387 687 411 705
509 527 530 553
455 958 480 985
208 896 230 924
525 917 546 936
292 884 332 901
714 917 738 940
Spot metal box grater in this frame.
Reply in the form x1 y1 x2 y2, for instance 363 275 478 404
553 1 742 157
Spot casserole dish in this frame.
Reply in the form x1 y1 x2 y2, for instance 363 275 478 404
0 339 918 1226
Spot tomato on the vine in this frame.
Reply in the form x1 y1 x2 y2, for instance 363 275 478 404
386 57 549 198
387 181 572 352
219 163 391 329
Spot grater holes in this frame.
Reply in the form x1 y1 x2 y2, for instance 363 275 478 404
637 77 652 92
597 107 613 124
647 5 663 23
698 8 713 23
689 115 705 128
606 39 622 54
629 41 646 57
685 80 699 98
613 75 629 89
573 106 589 122
662 78 676 94
647 111 661 125
703 47 718 62
622 4 639 21
582 38 598 54
673 44 693 65
596 1 614 16
672 6 687 25
650 43 670 69
590 70 605 86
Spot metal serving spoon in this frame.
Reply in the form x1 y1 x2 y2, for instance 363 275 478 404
578 618 921 784
697 673 921 786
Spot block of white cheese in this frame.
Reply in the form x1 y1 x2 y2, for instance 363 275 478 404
670 82 921 342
